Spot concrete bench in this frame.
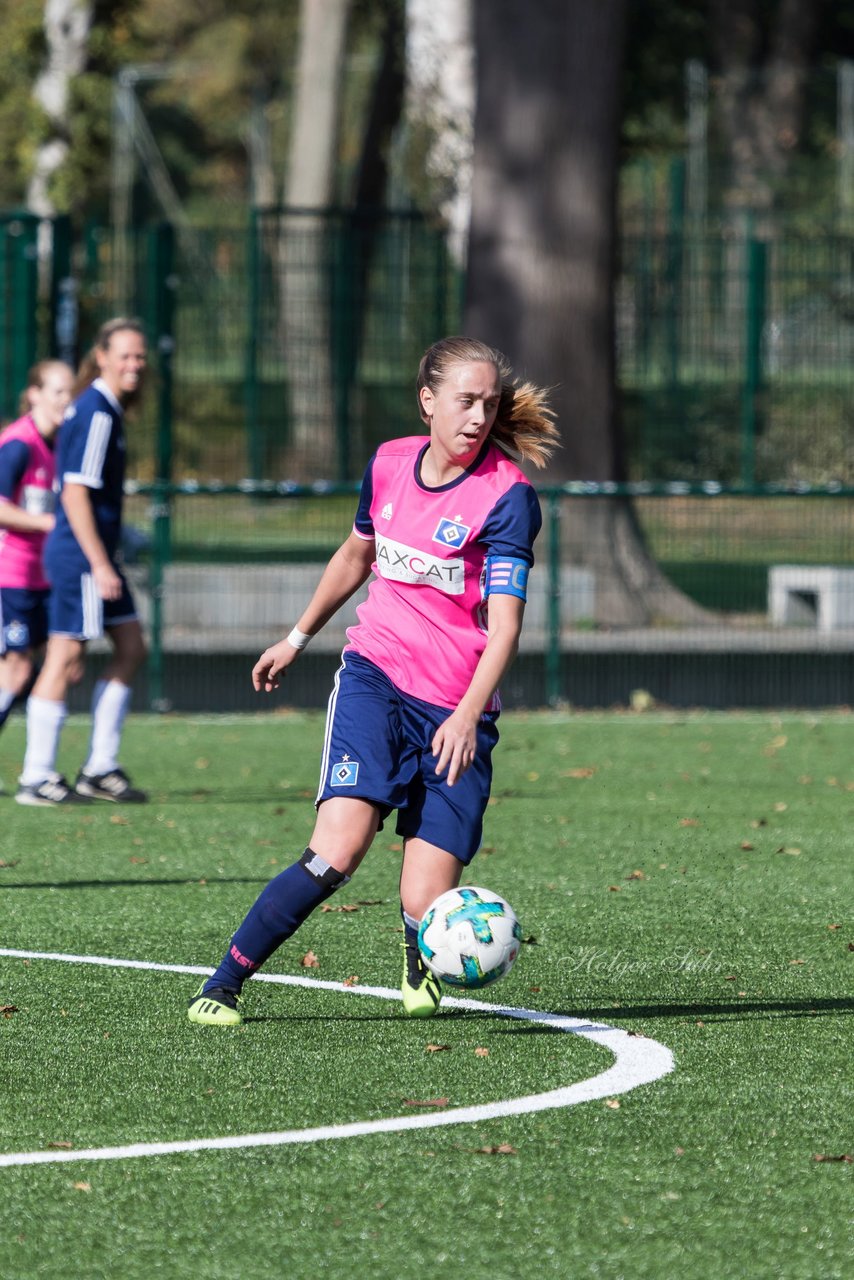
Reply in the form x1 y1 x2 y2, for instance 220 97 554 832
129 562 595 648
768 565 854 631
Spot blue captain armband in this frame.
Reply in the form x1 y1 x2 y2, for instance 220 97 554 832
484 555 531 601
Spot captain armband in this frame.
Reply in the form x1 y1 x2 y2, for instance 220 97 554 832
484 555 531 601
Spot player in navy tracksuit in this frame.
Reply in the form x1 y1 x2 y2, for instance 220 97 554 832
16 319 149 807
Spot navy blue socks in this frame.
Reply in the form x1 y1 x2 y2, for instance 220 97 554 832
204 848 350 994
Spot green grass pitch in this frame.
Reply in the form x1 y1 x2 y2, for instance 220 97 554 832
1 710 851 1279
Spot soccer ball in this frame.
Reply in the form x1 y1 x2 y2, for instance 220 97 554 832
417 886 522 989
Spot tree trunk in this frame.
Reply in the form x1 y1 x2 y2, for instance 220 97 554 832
27 0 93 217
280 0 352 479
710 0 819 219
405 0 475 265
465 0 708 625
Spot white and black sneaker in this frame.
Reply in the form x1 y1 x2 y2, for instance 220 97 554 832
74 767 148 804
15 774 92 807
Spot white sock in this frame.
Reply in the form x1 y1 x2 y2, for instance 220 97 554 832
84 679 132 776
21 697 67 785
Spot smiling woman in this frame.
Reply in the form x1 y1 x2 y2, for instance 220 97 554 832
16 318 150 809
188 335 560 1029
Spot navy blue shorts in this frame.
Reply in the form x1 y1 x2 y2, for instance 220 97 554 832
0 586 50 654
316 652 500 865
47 565 138 640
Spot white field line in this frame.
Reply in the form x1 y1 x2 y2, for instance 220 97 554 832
0 949 674 1168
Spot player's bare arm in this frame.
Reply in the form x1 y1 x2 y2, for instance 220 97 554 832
253 531 376 692
432 593 525 786
0 498 54 535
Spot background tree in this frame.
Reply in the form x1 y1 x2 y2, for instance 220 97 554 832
465 0 706 625
27 0 93 218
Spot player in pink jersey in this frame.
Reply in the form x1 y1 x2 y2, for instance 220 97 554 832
0 362 74 745
188 337 559 1026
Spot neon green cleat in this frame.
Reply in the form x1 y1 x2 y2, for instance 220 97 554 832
187 982 244 1027
401 942 442 1018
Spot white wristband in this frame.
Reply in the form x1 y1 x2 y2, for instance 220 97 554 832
287 627 312 651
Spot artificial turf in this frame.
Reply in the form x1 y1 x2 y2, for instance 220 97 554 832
1 710 851 1279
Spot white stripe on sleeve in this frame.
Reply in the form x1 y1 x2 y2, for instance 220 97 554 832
78 411 113 486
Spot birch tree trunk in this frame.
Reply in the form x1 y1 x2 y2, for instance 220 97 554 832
27 0 93 216
405 0 475 266
280 0 351 478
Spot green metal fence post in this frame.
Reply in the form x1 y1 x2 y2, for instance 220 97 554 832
148 223 176 712
2 215 39 418
545 491 562 707
741 235 767 489
49 215 76 363
332 214 353 484
245 207 263 480
665 156 685 387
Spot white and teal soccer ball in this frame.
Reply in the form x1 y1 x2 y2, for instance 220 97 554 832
418 886 522 989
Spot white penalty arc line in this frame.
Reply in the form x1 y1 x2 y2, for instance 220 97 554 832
0 948 674 1169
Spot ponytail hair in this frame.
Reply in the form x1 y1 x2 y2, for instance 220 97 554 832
416 336 559 469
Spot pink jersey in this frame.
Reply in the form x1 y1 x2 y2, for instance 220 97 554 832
0 415 57 590
345 435 542 710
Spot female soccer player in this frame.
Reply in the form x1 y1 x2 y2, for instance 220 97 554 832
16 318 149 806
0 362 74 742
188 336 559 1025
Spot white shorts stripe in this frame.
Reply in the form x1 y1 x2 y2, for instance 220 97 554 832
81 573 104 640
316 658 345 804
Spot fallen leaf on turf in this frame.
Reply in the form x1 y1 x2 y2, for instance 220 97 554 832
562 767 596 778
403 1098 448 1108
848 943 854 952
750 818 767 828
474 1047 489 1058
604 1099 621 1109
789 959 805 965
678 818 699 827
475 1144 517 1156
425 1044 451 1053
740 842 754 851
675 1147 685 1156
356 899 383 906
73 1182 91 1192
812 1153 853 1163
47 1141 72 1149
110 814 129 825
776 847 802 856
1 1005 18 1016
129 856 147 864
0 859 19 867
529 986 541 993
300 950 320 968
608 885 621 892
521 935 538 945
828 924 841 931
626 869 646 880
342 975 359 986
773 802 788 812
627 1029 646 1037
320 903 360 913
